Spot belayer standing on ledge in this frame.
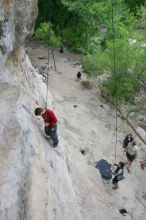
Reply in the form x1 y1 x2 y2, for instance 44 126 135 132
35 107 59 147
112 162 125 190
125 141 138 173
122 134 133 149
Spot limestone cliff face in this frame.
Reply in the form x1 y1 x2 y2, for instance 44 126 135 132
0 1 49 220
0 0 38 68
0 1 83 220
1 1 146 220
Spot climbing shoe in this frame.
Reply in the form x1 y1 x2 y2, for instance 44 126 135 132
112 186 119 190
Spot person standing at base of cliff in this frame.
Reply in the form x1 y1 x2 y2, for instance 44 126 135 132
35 107 59 147
125 141 138 173
140 155 146 170
122 134 134 149
112 162 125 190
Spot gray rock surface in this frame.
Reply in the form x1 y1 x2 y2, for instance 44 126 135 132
0 0 38 68
0 1 83 220
0 1 146 220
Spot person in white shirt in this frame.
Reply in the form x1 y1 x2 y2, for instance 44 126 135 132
125 141 138 173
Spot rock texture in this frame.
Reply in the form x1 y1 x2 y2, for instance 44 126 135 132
0 1 146 220
0 1 83 220
0 0 38 68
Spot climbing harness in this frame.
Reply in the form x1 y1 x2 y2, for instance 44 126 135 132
111 0 118 162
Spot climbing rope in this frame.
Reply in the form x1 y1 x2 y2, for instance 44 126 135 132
111 0 118 162
46 22 51 108
46 21 57 107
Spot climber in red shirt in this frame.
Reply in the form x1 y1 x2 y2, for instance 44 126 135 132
35 107 59 147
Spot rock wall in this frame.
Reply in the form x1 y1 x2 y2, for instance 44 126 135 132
0 47 84 219
0 1 146 220
0 0 38 68
0 1 83 220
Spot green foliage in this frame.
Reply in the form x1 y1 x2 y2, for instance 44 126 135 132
84 38 146 100
63 24 86 52
124 0 146 13
34 22 61 48
83 55 99 76
37 0 73 28
103 72 138 101
138 6 146 29
86 36 104 54
83 51 109 76
35 0 146 102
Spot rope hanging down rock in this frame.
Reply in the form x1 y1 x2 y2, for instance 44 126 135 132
46 21 51 108
46 21 57 107
111 0 118 162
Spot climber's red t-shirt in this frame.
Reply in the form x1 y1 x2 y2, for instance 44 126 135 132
42 109 58 127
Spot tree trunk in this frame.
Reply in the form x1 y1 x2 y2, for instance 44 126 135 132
100 90 146 145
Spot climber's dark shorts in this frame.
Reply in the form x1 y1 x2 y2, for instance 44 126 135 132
112 176 119 184
45 124 59 147
126 152 135 162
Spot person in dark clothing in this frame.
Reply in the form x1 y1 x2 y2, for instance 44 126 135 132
35 107 59 147
112 162 125 190
59 47 64 53
123 134 133 149
77 71 81 79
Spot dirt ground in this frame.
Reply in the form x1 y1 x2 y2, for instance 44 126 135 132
27 42 146 220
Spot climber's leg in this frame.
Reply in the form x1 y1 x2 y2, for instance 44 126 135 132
45 125 51 136
50 124 59 147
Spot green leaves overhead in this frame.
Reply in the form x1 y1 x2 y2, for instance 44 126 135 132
36 0 146 102
124 0 146 13
34 22 61 48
